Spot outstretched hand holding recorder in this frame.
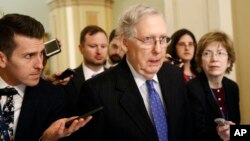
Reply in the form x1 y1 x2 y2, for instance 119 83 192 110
65 106 104 128
214 118 228 126
56 68 75 80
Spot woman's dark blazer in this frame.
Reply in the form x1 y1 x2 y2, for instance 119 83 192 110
186 72 240 141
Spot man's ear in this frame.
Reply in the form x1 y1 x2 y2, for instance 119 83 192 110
78 44 84 55
0 51 7 68
120 33 128 52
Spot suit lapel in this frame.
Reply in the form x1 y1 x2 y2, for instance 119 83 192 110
156 63 179 134
74 64 85 92
200 73 220 115
115 59 157 140
15 86 40 138
205 86 219 114
156 63 183 114
157 64 169 112
222 77 234 120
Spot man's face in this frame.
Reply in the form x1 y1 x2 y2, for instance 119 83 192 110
124 14 167 79
108 37 125 64
0 34 44 86
80 32 108 67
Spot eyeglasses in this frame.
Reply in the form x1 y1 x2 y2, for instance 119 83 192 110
133 36 171 49
177 42 195 47
202 50 228 58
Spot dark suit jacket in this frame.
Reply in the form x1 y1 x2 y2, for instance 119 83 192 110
14 78 66 141
186 72 240 141
63 64 85 116
69 58 192 141
63 64 108 116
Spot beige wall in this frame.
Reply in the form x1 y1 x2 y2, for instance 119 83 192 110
0 0 50 32
165 0 236 80
111 0 165 28
47 0 113 71
232 0 250 124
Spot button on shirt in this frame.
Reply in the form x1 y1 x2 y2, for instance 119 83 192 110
126 59 166 121
212 88 227 118
0 78 25 136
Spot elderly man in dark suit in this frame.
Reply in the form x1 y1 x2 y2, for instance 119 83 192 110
0 13 91 141
70 3 192 141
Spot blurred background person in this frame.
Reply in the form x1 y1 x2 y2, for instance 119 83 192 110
63 25 108 116
105 29 126 68
75 25 108 80
186 31 240 141
167 28 198 83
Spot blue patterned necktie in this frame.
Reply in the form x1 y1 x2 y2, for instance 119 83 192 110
0 87 17 141
146 80 168 141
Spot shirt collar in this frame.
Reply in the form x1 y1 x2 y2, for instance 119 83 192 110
0 77 26 97
126 58 159 88
82 63 105 79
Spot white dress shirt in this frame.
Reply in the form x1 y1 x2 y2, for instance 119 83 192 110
0 77 25 136
126 59 166 121
82 63 105 80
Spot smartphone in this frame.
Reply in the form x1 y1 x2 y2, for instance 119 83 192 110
44 39 61 57
65 106 104 128
56 68 75 80
167 56 182 64
214 118 228 126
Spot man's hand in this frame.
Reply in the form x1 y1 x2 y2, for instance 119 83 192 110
41 116 92 141
45 71 72 85
164 53 184 68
